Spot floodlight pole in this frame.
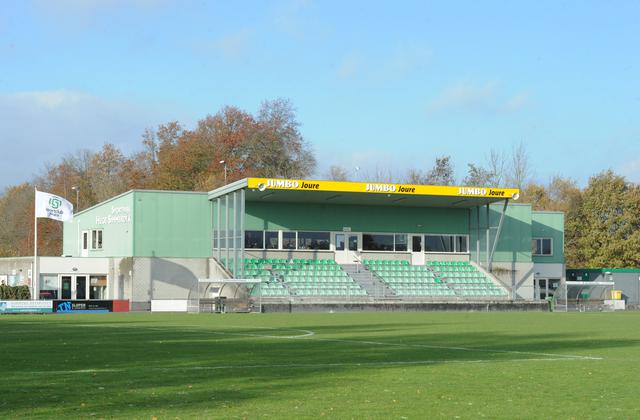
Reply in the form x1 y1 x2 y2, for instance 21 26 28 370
220 160 227 184
71 186 80 210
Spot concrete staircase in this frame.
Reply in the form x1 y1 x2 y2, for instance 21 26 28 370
341 264 396 298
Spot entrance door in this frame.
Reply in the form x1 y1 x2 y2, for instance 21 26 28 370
75 276 87 300
81 231 89 257
61 276 72 299
334 233 359 264
534 278 549 300
411 235 425 265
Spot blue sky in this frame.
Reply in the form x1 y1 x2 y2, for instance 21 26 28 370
1 0 639 190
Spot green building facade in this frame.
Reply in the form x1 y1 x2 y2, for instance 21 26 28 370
63 190 211 258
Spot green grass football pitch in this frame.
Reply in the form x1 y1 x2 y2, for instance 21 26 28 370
2 311 639 419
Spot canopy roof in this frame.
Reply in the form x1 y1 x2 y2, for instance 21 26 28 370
209 178 519 208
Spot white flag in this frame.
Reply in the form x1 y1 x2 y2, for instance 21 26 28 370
35 191 74 222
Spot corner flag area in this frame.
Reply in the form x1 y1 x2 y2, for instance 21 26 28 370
2 312 639 418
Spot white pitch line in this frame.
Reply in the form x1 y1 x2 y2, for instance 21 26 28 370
203 328 602 361
23 357 596 376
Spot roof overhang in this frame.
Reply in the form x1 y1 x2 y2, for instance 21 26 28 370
208 177 520 208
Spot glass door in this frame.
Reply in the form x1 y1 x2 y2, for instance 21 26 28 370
75 276 87 300
61 276 72 299
334 233 360 264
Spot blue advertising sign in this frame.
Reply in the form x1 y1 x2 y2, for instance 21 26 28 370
53 300 113 313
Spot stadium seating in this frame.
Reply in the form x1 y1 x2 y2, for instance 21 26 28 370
244 258 367 297
426 261 508 297
363 259 508 298
363 260 456 297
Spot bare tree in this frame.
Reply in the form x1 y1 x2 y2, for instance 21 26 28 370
487 148 507 186
463 149 508 187
325 165 350 181
405 169 426 184
506 141 531 190
424 156 455 185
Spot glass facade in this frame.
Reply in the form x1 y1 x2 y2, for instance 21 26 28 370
212 189 245 277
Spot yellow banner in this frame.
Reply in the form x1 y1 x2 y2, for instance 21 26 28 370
247 178 519 199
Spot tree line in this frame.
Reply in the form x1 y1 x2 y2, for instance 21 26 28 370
1 99 638 268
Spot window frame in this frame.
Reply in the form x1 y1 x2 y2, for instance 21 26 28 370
424 234 470 254
91 229 103 251
297 231 331 250
281 231 297 250
532 237 553 256
244 230 265 249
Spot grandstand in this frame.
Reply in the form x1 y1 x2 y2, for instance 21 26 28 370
206 177 564 308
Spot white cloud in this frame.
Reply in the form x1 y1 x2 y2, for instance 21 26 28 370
427 81 530 114
0 90 176 190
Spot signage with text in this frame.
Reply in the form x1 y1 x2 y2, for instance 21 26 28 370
0 300 53 314
248 178 520 199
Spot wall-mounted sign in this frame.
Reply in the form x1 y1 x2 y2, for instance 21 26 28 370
248 178 519 199
96 205 131 225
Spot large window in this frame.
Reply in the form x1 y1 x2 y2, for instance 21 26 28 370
394 234 408 251
282 232 296 249
298 232 330 250
532 238 552 256
425 234 468 253
91 230 103 250
265 231 279 249
425 235 454 252
363 234 394 251
245 230 264 249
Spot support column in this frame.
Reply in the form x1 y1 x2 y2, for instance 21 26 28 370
216 197 221 262
225 194 230 270
476 206 480 264
488 199 509 272
239 188 245 279
485 204 490 268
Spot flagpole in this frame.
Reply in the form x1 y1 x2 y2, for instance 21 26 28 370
33 187 38 300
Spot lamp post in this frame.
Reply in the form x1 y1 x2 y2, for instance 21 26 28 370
220 160 227 184
71 186 80 210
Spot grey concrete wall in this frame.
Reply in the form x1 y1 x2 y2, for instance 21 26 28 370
359 252 410 262
244 250 335 259
490 261 535 300
261 301 548 313
424 253 470 262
